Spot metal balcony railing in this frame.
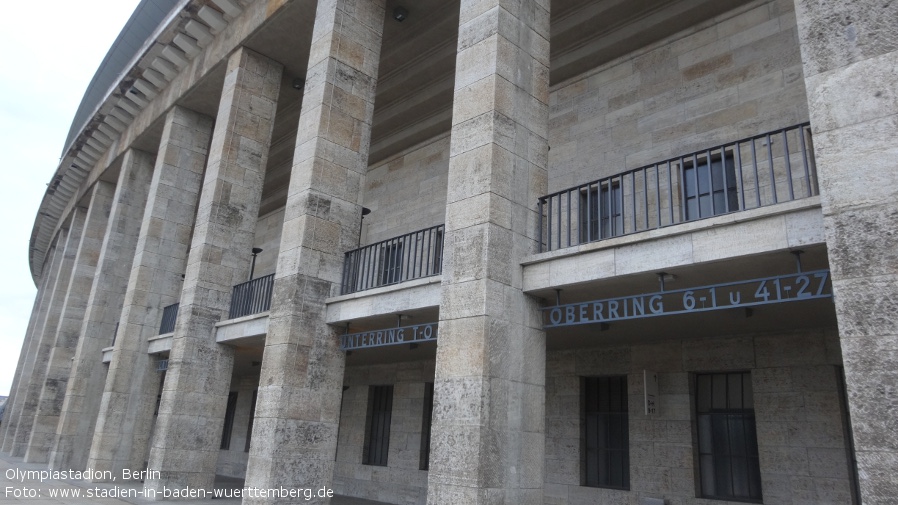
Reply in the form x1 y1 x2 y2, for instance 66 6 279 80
341 224 444 295
538 123 817 252
228 273 275 319
159 302 179 334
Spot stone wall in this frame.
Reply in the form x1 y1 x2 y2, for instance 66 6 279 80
548 0 808 194
362 134 450 244
545 328 854 505
250 208 284 279
332 359 436 505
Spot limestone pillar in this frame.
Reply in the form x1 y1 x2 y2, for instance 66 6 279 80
50 149 155 470
428 1 550 504
10 209 86 457
144 47 282 493
243 2 385 503
87 106 213 478
1 243 61 453
25 181 115 463
794 1 898 502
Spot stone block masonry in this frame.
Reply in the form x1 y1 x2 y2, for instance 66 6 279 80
26 181 116 464
10 209 86 458
145 46 283 493
793 0 898 502
87 105 214 480
244 1 387 503
50 149 156 471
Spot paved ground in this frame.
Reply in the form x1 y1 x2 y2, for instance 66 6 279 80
1 454 390 505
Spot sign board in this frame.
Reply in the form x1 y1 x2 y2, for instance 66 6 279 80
543 270 831 328
644 370 658 416
340 323 438 351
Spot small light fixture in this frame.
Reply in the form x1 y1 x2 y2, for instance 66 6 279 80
292 78 305 90
393 6 408 22
249 247 263 281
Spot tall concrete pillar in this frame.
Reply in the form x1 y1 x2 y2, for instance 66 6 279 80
87 106 213 479
428 1 550 504
1 243 61 453
10 209 87 458
243 2 385 503
793 1 898 503
50 149 156 470
144 46 282 493
25 181 116 463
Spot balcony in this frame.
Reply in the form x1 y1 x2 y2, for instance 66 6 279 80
228 273 275 319
538 123 817 252
341 224 444 295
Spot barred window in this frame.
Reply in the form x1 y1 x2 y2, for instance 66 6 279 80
220 392 238 450
695 372 762 501
363 385 393 466
582 376 629 489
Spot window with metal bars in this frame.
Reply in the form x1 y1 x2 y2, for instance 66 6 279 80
363 385 393 466
582 376 630 489
579 182 623 242
244 389 257 452
681 153 739 220
220 392 238 450
420 382 434 470
695 372 762 502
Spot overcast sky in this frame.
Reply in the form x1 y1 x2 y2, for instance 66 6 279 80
0 1 142 396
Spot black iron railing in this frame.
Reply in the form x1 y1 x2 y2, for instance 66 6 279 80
538 123 817 252
228 273 275 319
159 303 179 334
342 224 444 295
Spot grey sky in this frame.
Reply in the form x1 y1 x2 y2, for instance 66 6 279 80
0 0 142 395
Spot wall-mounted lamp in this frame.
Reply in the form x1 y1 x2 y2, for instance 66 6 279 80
393 6 408 22
292 78 305 90
249 247 263 280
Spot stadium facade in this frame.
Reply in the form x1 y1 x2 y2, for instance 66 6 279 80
3 0 896 504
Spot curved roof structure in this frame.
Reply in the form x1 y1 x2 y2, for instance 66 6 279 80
62 0 181 157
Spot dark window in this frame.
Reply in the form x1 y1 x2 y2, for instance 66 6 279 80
695 372 762 502
220 392 238 450
420 382 435 470
244 389 257 452
580 182 623 242
682 154 739 220
582 376 629 489
431 231 443 275
363 385 393 466
380 243 403 285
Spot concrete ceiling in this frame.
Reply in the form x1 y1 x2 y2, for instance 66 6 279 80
160 0 755 216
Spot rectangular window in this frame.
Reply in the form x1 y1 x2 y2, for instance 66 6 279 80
582 376 629 489
420 382 435 470
580 182 623 242
695 372 762 502
244 389 257 453
380 243 403 285
682 153 739 220
431 231 443 275
363 385 393 466
220 391 239 450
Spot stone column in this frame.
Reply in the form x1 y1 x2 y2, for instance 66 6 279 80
10 209 87 458
25 181 116 463
428 1 549 504
1 243 61 453
793 1 898 503
144 47 282 493
50 149 156 470
243 2 385 503
86 106 213 479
